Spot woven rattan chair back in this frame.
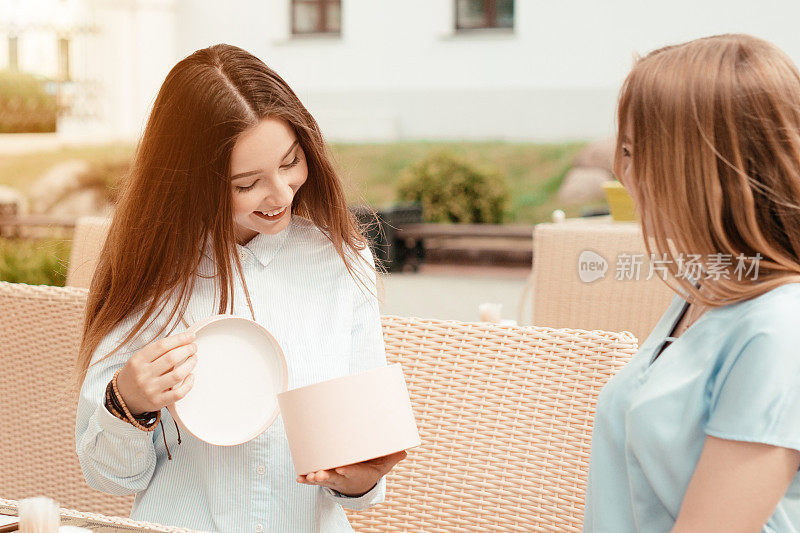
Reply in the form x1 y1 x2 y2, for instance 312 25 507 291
0 282 134 517
532 221 673 343
347 316 637 532
65 216 110 289
1 282 637 531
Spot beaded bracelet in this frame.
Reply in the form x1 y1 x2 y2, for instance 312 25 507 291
106 370 161 432
104 380 159 427
103 369 184 460
104 382 125 420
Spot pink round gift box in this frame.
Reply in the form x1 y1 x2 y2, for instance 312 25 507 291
277 363 421 475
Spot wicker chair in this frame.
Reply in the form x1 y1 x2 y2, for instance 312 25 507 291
531 220 674 343
347 316 636 532
0 281 637 532
0 282 133 517
64 216 110 289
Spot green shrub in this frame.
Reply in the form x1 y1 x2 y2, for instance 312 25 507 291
397 151 509 223
0 238 71 286
0 70 58 133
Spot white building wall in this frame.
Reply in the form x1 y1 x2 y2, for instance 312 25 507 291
164 0 800 142
8 0 799 142
84 0 177 141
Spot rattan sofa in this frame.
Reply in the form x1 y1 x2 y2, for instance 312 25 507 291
0 281 636 532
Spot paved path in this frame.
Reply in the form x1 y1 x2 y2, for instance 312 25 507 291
378 265 532 323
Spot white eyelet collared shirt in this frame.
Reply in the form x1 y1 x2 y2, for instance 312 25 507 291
75 216 387 532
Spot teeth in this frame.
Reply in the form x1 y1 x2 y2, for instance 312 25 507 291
259 207 285 217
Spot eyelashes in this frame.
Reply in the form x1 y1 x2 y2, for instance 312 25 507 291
234 155 301 193
235 183 256 193
283 155 301 169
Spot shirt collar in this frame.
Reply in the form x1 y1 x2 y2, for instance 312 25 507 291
199 217 293 270
236 222 292 267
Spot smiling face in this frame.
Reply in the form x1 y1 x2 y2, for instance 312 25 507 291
229 117 308 244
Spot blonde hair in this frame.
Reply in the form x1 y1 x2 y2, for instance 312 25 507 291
616 33 800 307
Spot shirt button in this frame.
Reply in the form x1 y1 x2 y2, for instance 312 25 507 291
239 251 248 261
135 451 144 460
256 465 266 475
254 524 264 533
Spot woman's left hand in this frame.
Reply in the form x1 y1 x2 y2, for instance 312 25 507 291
297 450 407 497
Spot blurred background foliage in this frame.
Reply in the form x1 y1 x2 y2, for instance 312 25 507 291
397 151 509 223
0 237 70 286
0 70 59 133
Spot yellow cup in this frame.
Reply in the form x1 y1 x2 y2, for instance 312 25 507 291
602 181 637 221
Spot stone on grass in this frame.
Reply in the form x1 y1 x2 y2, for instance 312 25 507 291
47 188 113 218
0 185 28 215
558 167 614 204
29 159 90 214
572 137 616 172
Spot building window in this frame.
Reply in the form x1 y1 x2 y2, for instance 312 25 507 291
8 36 18 71
58 38 70 81
455 0 514 31
291 0 341 35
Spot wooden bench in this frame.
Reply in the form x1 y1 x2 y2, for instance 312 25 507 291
0 214 78 238
395 223 534 268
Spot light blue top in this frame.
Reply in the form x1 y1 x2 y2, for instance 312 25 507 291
584 283 800 532
75 216 387 532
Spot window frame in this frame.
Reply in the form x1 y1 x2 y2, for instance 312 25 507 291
290 0 342 36
58 37 71 82
8 35 18 71
455 0 514 32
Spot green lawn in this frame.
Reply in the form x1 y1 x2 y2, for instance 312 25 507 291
0 237 71 286
332 141 592 223
0 140 593 225
0 140 601 285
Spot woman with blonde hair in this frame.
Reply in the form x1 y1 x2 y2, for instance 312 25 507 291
585 34 800 531
74 44 404 532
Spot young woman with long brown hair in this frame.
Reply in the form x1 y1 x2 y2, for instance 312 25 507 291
74 44 404 532
584 34 800 532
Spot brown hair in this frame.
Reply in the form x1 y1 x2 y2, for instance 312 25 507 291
615 33 800 307
76 44 369 385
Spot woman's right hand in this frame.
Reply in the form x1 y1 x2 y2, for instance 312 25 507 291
115 331 198 415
